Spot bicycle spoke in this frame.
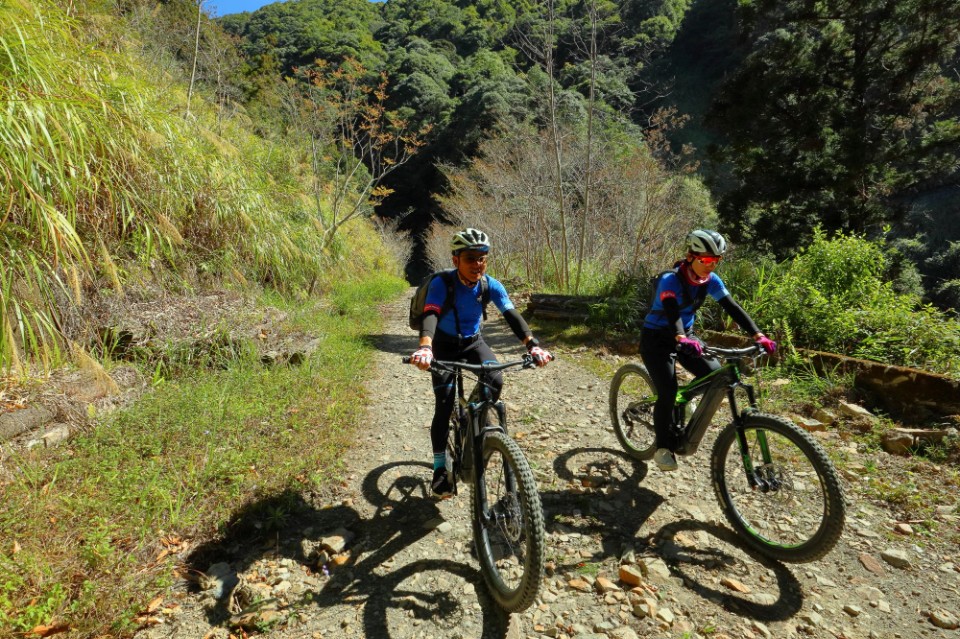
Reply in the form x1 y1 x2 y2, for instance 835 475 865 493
472 430 545 612
712 414 845 562
609 364 657 460
480 445 527 582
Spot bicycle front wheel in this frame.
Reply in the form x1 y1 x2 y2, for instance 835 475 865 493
711 413 846 562
471 430 545 612
609 363 657 461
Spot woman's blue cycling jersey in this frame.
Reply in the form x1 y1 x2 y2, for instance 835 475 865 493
643 271 729 331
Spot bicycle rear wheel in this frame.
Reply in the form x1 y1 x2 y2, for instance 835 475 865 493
471 429 545 612
609 363 657 461
711 413 846 562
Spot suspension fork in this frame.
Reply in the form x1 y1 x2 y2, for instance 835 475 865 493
730 383 775 490
450 370 469 493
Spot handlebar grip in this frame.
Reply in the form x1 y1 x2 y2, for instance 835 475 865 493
401 356 412 364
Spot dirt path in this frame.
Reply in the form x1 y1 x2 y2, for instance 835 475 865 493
136 295 960 639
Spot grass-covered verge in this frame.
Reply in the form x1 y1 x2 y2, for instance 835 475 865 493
0 0 347 372
0 272 406 635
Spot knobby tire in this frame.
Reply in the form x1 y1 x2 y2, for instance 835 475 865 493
471 430 545 612
711 413 846 562
609 363 657 461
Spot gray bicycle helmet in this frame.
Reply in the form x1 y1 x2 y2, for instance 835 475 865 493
686 229 727 256
450 227 491 254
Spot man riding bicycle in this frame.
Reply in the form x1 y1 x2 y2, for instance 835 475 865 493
408 228 553 497
642 229 776 472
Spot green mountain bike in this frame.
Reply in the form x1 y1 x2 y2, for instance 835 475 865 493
405 354 546 612
609 343 846 562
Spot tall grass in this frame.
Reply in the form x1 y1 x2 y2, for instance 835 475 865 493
0 0 334 372
0 267 407 634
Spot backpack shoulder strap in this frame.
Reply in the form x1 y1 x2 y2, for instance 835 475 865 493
672 265 692 306
652 266 708 313
438 269 463 335
675 266 709 312
480 275 490 320
691 276 709 311
439 269 457 307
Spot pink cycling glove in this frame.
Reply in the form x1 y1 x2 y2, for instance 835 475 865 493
755 334 777 354
529 346 553 367
677 336 703 357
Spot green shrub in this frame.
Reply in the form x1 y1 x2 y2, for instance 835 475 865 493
590 266 657 331
935 279 960 314
598 229 960 377
734 230 960 376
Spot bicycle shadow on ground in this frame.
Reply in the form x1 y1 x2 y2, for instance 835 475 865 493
540 446 664 571
183 462 515 637
303 460 514 638
652 519 804 622
183 488 363 627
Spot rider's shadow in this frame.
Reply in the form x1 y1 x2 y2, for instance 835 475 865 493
182 462 513 638
302 460 514 638
652 519 804 622
183 489 362 626
363 331 416 357
540 447 665 569
544 448 803 621
541 449 803 623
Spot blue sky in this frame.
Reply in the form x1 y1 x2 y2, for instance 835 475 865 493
207 0 280 17
210 0 383 18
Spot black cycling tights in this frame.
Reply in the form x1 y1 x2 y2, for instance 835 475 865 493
640 328 719 451
429 336 503 454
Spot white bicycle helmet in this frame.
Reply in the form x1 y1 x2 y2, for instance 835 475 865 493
686 229 727 256
451 227 491 254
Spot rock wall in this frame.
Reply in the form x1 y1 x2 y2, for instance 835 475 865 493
700 331 960 421
800 349 960 420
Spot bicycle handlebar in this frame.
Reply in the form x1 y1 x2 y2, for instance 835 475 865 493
701 343 763 359
402 353 542 372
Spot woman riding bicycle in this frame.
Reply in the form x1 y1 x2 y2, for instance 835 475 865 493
641 229 776 471
409 228 553 497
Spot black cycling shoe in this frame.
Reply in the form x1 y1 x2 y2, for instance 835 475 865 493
432 467 454 498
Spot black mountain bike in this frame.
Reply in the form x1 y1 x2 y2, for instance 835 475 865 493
609 343 846 562
404 354 546 612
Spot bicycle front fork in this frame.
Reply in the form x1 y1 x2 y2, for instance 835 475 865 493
736 427 782 492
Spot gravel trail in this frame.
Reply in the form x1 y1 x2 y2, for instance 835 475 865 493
135 295 960 639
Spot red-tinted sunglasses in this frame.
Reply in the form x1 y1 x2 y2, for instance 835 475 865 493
694 254 722 265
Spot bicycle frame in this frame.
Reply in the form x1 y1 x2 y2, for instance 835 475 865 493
406 353 547 610
673 351 758 456
454 365 509 485
611 343 845 561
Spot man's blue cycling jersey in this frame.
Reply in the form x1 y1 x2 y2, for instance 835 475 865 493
643 271 729 331
425 274 514 338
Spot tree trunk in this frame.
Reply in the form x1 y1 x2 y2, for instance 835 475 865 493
185 0 202 118
574 2 598 294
